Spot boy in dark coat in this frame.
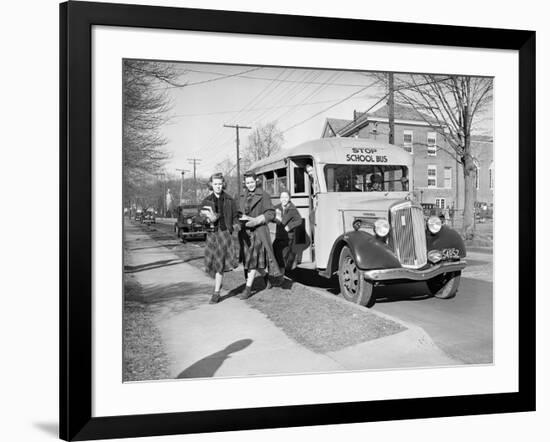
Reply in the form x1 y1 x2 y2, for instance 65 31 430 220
273 191 302 273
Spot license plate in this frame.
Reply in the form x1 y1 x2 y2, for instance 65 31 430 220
441 248 460 259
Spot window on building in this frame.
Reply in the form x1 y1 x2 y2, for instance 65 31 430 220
489 163 494 190
403 130 413 153
435 198 446 209
444 167 452 189
427 132 437 156
427 165 437 188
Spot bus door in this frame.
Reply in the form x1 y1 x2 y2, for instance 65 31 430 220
289 158 314 264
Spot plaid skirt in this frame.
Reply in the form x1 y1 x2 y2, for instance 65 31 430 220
239 229 268 270
204 229 239 277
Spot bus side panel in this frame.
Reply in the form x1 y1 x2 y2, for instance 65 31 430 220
314 193 344 269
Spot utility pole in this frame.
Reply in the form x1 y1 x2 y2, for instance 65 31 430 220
155 173 166 216
187 158 202 202
224 123 252 188
176 168 190 204
388 72 395 145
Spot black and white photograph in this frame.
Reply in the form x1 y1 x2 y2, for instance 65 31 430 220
3 0 545 440
122 60 494 381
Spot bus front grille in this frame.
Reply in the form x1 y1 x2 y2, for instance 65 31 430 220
390 204 427 269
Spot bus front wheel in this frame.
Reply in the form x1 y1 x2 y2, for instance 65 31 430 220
338 246 374 307
427 271 461 299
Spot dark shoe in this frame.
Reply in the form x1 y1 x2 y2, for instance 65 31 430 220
209 292 221 304
264 274 272 289
272 275 284 287
239 286 252 300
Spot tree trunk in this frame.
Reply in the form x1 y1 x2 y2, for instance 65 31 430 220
462 153 476 240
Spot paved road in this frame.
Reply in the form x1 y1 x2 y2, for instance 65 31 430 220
372 277 492 364
137 219 493 365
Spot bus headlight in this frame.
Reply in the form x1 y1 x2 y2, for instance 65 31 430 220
374 218 390 237
427 216 442 234
186 218 193 225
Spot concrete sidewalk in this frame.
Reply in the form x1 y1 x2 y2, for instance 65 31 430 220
124 222 458 380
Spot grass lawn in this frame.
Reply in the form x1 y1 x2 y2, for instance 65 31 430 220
123 276 171 382
246 282 406 353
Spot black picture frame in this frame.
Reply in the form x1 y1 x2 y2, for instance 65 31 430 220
60 1 536 440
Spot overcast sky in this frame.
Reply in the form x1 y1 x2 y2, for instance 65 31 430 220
157 62 492 179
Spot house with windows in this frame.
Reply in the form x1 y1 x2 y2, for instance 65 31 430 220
321 103 493 212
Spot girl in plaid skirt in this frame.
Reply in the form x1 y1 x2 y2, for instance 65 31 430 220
200 173 240 304
238 172 282 299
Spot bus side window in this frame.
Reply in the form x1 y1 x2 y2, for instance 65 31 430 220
276 168 288 194
264 171 275 195
294 167 306 193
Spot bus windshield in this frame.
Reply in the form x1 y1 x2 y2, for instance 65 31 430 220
324 164 409 192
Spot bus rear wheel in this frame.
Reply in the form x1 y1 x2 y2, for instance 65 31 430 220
338 246 374 307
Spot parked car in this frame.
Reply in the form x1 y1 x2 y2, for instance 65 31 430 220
174 204 208 241
134 208 143 222
475 202 493 222
142 208 156 224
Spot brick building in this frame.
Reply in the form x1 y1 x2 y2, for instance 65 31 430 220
321 104 493 211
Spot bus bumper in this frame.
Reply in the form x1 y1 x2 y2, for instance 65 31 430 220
364 260 467 282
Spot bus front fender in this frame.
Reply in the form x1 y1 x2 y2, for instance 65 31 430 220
320 231 401 278
426 225 467 258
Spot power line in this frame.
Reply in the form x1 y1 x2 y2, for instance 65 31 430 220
170 97 360 118
192 69 291 160
276 71 344 125
247 70 317 124
239 69 297 124
176 67 371 87
252 70 323 124
194 71 376 169
281 80 381 134
164 67 263 88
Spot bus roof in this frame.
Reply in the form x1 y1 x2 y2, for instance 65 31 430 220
249 137 413 172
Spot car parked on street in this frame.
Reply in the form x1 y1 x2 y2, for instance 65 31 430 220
134 208 143 223
142 207 157 224
174 204 208 241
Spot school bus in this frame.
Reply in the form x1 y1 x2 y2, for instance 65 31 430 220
249 137 467 307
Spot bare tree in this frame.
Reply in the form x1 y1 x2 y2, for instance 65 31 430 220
214 157 240 197
242 122 284 171
123 60 181 197
375 73 493 239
